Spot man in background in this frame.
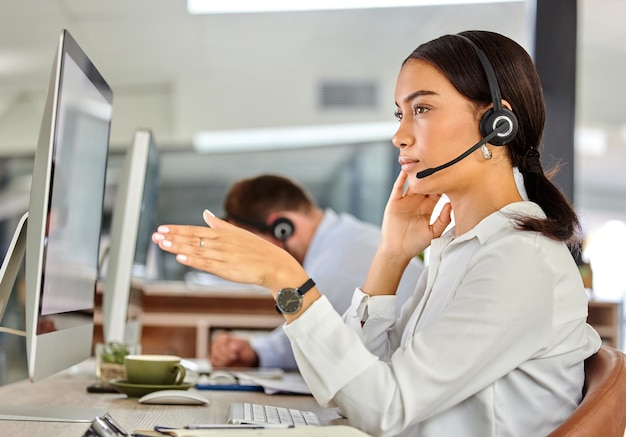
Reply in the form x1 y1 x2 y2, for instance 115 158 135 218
209 174 424 369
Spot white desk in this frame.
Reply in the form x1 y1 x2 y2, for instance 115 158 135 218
0 363 347 437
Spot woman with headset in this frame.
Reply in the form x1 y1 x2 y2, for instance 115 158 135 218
152 30 601 436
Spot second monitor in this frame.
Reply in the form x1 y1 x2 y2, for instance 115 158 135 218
102 128 161 344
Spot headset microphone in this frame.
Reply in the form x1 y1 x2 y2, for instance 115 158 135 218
416 122 509 179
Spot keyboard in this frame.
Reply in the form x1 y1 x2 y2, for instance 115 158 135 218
227 402 322 426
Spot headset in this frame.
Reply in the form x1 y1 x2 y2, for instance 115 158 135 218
270 217 295 242
459 34 519 146
226 214 295 242
416 34 519 178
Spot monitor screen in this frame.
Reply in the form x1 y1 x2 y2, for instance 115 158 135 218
0 29 112 422
24 28 112 383
102 128 160 344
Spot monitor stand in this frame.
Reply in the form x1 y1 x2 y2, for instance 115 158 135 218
0 212 107 422
0 212 28 322
0 404 107 423
0 212 107 423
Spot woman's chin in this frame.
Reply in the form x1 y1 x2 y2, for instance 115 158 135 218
408 177 430 194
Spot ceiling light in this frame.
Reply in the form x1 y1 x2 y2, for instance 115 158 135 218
187 0 522 14
193 121 398 153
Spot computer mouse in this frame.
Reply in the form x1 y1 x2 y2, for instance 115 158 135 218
138 389 209 405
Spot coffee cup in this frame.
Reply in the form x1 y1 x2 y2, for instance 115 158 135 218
124 354 186 386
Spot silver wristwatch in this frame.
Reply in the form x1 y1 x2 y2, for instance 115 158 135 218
275 278 316 315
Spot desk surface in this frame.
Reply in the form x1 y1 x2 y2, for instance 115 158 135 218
0 362 347 437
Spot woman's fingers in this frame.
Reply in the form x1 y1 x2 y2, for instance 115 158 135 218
390 171 408 199
151 210 307 292
431 201 452 238
152 219 269 281
153 227 208 251
203 209 216 226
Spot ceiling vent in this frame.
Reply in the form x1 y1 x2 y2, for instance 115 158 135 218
319 80 378 110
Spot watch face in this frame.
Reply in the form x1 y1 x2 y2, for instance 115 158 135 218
276 288 302 314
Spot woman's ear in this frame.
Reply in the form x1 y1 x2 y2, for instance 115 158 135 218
502 99 513 112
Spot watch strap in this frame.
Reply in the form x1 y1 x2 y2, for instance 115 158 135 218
297 278 316 296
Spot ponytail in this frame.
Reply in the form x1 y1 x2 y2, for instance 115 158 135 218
514 148 582 250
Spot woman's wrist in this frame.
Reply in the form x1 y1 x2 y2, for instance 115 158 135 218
267 262 309 299
362 249 409 297
372 245 413 272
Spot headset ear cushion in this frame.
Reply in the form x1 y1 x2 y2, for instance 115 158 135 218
480 107 519 146
271 217 295 241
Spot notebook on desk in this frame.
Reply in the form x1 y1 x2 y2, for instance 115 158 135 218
142 425 372 437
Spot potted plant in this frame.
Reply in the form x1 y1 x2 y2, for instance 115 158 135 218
96 342 134 384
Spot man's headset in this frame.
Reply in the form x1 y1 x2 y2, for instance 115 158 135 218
416 34 519 179
226 215 294 242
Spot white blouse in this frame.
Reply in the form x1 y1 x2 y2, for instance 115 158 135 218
284 201 602 437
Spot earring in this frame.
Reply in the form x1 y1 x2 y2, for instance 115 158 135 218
481 144 492 160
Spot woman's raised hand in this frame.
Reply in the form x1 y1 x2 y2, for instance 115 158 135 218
152 210 304 293
380 171 452 261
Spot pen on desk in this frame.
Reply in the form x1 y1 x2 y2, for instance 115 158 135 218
90 416 117 437
185 423 294 429
84 414 131 437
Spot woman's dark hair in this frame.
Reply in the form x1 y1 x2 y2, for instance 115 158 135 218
404 30 581 248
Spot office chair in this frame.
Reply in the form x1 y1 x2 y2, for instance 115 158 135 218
548 346 626 437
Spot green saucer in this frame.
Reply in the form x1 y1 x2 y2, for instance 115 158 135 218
110 379 194 397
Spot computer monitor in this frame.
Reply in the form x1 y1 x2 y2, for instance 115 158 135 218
102 128 160 344
0 29 112 421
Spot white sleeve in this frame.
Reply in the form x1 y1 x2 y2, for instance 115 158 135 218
285 295 379 404
342 289 398 361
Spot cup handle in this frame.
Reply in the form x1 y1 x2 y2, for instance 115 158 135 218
173 363 186 385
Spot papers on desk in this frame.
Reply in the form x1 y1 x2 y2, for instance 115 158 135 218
243 372 311 395
195 371 311 395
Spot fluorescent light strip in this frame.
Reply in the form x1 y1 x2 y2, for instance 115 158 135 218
188 0 522 14
193 121 398 153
